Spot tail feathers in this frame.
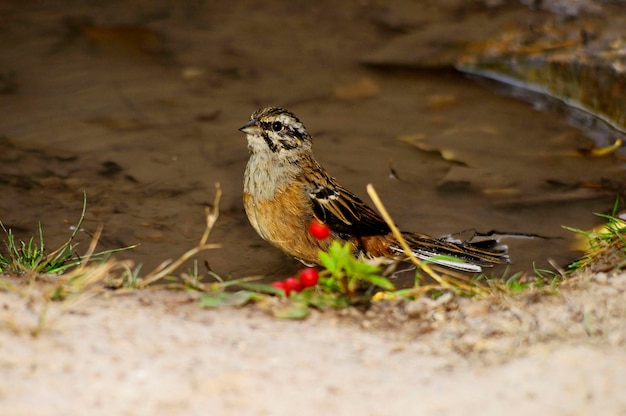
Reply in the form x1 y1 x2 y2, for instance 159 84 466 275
389 233 509 273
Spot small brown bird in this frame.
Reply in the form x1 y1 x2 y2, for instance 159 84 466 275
239 107 508 273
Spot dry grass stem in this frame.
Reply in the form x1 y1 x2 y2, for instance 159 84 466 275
366 184 447 285
138 184 223 288
366 184 488 295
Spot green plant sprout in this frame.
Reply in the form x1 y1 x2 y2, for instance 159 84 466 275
564 198 626 272
317 240 394 297
0 193 136 276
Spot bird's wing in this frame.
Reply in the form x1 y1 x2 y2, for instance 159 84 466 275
302 168 390 237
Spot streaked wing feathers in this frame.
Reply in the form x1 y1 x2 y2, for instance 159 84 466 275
304 170 390 237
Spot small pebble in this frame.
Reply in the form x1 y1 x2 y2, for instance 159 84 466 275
593 272 608 284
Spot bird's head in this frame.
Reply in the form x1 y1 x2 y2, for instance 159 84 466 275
239 107 312 157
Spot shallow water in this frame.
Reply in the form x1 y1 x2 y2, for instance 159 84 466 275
0 1 622 283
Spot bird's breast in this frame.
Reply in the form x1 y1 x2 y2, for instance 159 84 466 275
244 154 300 201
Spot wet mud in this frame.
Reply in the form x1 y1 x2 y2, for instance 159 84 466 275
1 1 623 283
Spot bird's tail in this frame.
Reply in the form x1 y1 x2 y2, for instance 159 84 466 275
389 232 509 273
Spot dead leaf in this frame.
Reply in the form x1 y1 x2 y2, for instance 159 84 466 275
79 24 167 57
334 77 380 100
577 138 623 157
437 165 517 193
84 116 153 132
398 134 469 166
426 94 460 110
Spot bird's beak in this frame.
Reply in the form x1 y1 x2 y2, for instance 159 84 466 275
239 119 261 135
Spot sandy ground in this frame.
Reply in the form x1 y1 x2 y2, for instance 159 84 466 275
1 271 625 415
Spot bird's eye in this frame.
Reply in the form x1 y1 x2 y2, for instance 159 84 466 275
271 121 283 132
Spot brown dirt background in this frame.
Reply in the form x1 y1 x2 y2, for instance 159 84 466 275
1 1 626 414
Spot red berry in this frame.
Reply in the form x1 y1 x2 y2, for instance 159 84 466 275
283 277 303 294
308 220 330 239
271 281 287 295
299 267 319 287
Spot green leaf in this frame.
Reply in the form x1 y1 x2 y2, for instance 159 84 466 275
199 292 231 308
318 250 337 272
363 274 395 290
272 301 310 319
229 290 265 306
352 260 380 275
319 275 343 292
199 290 264 308
236 282 285 296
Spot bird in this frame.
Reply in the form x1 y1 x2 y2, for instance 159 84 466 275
239 106 508 273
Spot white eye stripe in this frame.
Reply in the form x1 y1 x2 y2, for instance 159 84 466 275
272 114 306 136
275 113 296 126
